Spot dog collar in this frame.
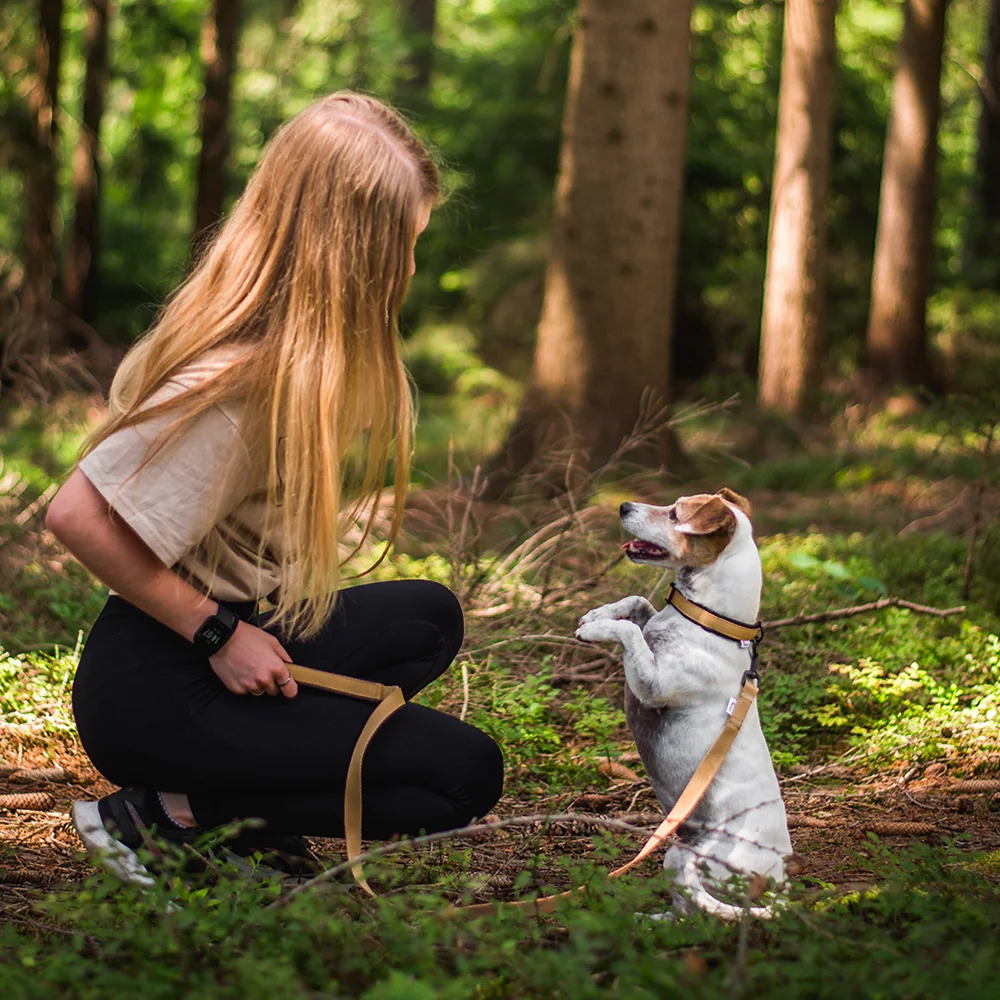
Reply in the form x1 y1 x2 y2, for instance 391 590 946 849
665 583 765 688
665 583 764 645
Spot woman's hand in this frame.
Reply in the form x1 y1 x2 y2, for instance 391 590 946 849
209 622 299 698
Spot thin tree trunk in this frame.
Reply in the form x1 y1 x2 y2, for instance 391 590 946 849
969 0 1000 271
492 0 694 491
22 0 64 320
866 0 949 387
192 0 243 255
64 0 112 323
758 0 838 415
398 0 436 100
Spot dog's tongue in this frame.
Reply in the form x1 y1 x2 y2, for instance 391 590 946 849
623 539 669 559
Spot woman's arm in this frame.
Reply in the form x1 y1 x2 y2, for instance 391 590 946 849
46 469 298 698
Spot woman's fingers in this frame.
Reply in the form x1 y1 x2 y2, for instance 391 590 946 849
277 671 299 699
269 634 297 697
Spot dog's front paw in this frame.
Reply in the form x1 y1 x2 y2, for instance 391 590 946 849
575 619 626 644
579 596 656 628
578 605 616 626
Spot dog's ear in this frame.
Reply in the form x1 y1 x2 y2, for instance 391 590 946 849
716 487 752 518
676 496 738 536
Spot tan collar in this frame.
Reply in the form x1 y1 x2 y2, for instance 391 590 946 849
665 583 763 644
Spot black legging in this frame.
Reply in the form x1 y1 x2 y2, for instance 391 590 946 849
72 581 504 839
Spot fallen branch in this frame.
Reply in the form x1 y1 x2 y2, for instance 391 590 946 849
763 597 965 630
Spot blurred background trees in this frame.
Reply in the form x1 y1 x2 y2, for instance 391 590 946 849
0 0 998 480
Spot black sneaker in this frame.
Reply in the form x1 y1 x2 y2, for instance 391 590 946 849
71 788 200 887
72 790 321 885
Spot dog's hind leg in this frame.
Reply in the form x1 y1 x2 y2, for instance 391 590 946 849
673 857 774 922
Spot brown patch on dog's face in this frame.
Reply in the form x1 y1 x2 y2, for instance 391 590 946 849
715 487 752 518
619 493 747 568
673 494 738 567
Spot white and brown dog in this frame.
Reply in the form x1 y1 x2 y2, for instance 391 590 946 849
576 488 791 919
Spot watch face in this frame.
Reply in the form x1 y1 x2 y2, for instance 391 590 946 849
203 626 224 645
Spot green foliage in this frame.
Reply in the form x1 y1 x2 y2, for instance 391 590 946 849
0 843 998 998
0 645 79 735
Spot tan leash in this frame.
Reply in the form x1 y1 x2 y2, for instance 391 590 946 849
286 663 406 897
452 677 758 917
286 648 760 916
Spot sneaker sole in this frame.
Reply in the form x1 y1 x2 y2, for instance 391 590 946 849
71 800 156 888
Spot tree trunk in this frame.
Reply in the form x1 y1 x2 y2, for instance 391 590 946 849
758 0 838 415
397 0 436 100
969 0 1000 272
491 0 694 491
63 0 112 323
192 0 243 255
866 0 949 387
22 0 64 319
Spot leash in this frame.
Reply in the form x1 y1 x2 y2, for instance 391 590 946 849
286 664 406 897
286 587 763 916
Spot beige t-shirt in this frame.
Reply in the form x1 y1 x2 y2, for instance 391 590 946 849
79 352 282 603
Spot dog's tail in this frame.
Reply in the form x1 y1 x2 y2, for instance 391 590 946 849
674 859 775 922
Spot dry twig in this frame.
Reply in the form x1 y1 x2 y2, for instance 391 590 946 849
763 597 965 630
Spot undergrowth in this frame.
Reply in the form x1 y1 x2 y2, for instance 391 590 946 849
2 844 999 998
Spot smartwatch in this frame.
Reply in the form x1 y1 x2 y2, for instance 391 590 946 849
192 603 239 656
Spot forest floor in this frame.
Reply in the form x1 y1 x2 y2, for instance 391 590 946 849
0 389 998 996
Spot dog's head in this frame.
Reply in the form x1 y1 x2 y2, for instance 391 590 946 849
619 488 753 569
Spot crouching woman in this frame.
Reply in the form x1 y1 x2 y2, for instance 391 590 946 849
46 93 503 883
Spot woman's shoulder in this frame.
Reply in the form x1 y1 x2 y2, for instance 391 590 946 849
145 344 254 432
168 344 254 393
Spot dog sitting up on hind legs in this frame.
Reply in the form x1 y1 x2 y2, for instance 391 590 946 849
576 488 793 920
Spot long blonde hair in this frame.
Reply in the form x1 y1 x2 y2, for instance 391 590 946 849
81 92 440 639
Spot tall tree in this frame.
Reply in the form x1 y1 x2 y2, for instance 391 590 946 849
22 0 64 319
969 0 1000 274
866 0 950 387
398 0 436 100
758 0 838 415
192 0 243 254
491 0 694 488
63 0 113 323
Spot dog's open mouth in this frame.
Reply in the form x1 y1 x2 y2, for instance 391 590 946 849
622 539 671 561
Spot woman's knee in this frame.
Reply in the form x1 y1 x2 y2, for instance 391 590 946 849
416 580 464 654
460 728 505 819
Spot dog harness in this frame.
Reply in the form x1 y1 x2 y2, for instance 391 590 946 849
284 585 766 916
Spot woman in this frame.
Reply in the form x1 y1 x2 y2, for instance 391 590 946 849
46 93 504 884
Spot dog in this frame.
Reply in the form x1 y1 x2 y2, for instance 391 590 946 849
575 488 791 919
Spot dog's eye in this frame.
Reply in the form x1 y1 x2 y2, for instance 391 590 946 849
667 508 678 522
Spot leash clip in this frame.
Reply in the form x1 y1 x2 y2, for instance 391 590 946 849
741 636 762 690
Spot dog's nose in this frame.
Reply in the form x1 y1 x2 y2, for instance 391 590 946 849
619 502 635 517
